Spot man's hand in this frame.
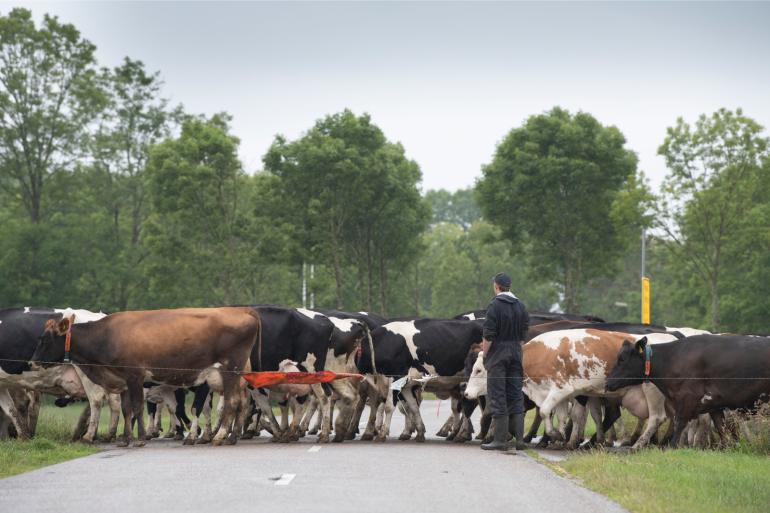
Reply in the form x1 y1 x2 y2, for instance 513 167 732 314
482 338 491 355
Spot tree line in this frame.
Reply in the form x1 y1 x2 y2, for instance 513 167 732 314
1 8 768 332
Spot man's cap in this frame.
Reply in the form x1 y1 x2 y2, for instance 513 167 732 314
493 272 512 288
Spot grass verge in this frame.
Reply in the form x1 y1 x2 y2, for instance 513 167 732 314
0 403 99 479
557 448 770 513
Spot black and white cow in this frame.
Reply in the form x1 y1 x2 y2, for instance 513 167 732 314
361 318 484 442
0 307 120 442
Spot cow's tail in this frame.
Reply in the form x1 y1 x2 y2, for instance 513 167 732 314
247 308 263 371
365 323 377 375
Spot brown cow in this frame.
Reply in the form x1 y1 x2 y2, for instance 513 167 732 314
31 307 260 447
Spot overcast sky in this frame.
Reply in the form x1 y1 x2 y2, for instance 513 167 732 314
6 1 770 192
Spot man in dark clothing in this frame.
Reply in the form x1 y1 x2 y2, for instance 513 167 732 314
480 272 529 452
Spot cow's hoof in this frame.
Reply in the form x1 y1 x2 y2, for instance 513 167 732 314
398 433 411 441
374 435 387 442
317 434 330 444
436 428 449 438
162 431 175 439
173 433 184 441
226 433 238 445
308 428 319 435
195 437 212 445
332 434 345 443
116 439 129 448
415 433 426 443
345 431 356 441
523 435 534 443
289 433 300 442
446 432 456 441
133 440 146 448
241 431 254 440
211 438 224 447
183 438 195 446
360 433 374 441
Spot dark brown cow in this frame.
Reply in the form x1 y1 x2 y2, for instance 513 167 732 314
607 334 770 447
31 307 260 447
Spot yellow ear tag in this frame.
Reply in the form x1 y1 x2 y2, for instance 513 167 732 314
638 346 644 354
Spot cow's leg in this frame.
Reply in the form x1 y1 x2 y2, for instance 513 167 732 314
25 391 41 438
0 387 30 440
104 393 121 442
228 388 250 444
437 412 454 438
309 399 324 435
185 386 206 445
398 396 414 440
710 410 731 447
286 397 304 440
198 393 215 444
212 374 239 446
299 395 318 435
251 390 282 441
566 399 588 450
401 385 426 442
587 399 605 446
71 403 90 441
81 391 106 444
346 391 366 440
126 381 147 447
375 378 395 442
524 406 541 442
620 418 644 447
539 390 572 442
310 383 332 443
118 391 133 447
330 380 358 443
362 391 381 440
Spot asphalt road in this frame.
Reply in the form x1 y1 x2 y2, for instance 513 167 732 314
0 400 626 513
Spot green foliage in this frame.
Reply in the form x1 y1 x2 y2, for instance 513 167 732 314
425 188 481 228
476 107 642 313
264 110 430 314
657 108 769 331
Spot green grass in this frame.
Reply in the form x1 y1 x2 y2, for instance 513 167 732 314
558 449 770 513
0 403 100 479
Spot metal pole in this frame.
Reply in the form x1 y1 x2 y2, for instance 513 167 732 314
302 261 307 308
641 227 646 278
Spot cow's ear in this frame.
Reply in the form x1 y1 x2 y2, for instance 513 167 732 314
44 319 57 331
635 336 648 354
56 316 72 335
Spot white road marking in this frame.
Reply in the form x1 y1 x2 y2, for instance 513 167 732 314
275 473 296 486
308 445 321 453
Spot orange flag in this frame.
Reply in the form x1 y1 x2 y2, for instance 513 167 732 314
241 370 364 389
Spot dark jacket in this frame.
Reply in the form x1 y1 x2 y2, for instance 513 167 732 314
482 292 529 344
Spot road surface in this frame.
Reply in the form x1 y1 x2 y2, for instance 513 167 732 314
0 400 626 513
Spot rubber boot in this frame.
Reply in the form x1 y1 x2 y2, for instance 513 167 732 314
510 413 526 450
481 416 509 451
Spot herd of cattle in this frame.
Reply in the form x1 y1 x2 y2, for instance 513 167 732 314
0 305 769 450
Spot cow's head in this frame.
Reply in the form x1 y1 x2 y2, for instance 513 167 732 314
463 351 487 400
606 336 648 392
30 315 73 367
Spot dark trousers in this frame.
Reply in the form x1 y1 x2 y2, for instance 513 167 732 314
485 340 524 417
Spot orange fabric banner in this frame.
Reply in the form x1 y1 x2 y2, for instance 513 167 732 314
241 370 364 388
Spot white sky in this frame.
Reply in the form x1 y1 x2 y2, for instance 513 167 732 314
6 1 770 192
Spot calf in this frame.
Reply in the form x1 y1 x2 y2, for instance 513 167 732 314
606 334 770 447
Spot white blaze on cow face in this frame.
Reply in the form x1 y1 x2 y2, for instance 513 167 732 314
384 321 421 361
463 352 487 399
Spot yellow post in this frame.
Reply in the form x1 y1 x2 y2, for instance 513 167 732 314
641 276 650 324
